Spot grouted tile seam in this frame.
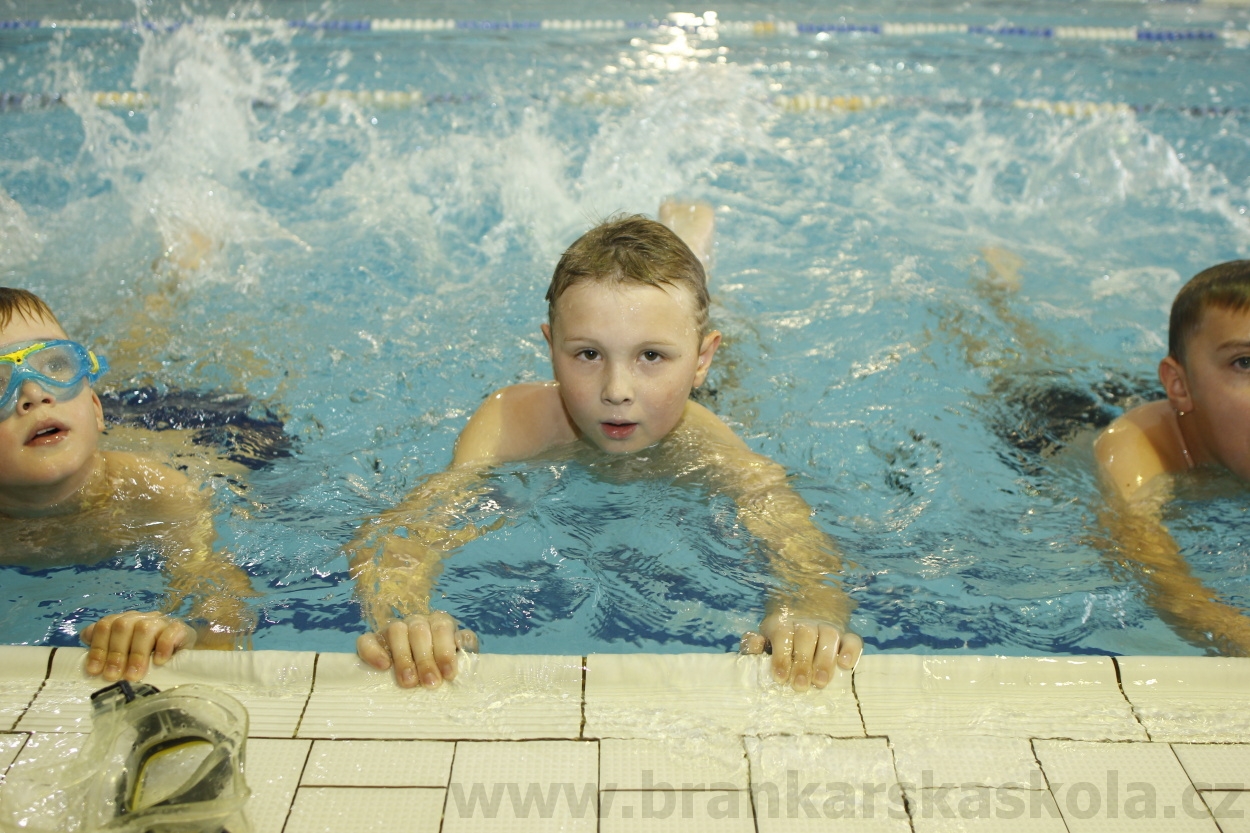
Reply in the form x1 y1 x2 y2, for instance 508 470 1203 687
291 784 447 790
0 732 33 783
601 787 753 793
1026 739 1055 792
295 734 586 742
300 735 590 743
1196 792 1225 824
290 652 319 739
849 665 868 737
1111 655 1155 743
596 735 604 833
742 734 761 832
881 736 918 833
748 731 885 740
278 740 317 833
580 654 587 741
1024 739 1072 832
900 796 919 832
4 647 57 733
437 739 459 833
1034 734 1151 744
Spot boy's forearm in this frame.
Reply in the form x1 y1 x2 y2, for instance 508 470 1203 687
161 509 259 643
349 530 448 627
744 512 855 628
729 463 854 628
347 467 502 631
1098 501 1250 655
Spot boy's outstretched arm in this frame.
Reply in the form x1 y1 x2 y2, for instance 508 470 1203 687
82 457 258 681
733 464 863 690
1094 490 1250 656
346 467 496 688
346 383 554 688
685 406 862 690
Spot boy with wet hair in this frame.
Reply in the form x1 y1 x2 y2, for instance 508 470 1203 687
0 287 256 680
1095 260 1250 654
349 202 863 690
1096 260 1250 497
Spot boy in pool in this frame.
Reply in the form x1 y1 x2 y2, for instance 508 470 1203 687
1094 260 1250 653
1096 260 1250 498
0 288 257 680
348 202 863 690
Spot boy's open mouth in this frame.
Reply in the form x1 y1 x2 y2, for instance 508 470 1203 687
601 421 637 440
26 422 67 446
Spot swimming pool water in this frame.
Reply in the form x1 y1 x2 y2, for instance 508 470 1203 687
1 0 1247 656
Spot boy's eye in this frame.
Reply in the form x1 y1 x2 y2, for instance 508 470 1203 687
577 349 599 361
32 352 75 380
641 351 663 362
1234 356 1250 370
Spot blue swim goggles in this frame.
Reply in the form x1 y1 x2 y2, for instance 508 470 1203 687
0 339 109 420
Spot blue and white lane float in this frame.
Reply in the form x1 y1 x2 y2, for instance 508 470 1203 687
1 89 1244 120
2 18 1246 47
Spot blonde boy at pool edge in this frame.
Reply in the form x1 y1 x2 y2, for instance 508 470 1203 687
349 203 863 691
1094 260 1250 653
0 288 256 680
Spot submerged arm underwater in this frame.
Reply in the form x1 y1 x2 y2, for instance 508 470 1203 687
159 499 260 647
701 438 863 690
1093 491 1250 656
82 465 259 681
346 466 501 687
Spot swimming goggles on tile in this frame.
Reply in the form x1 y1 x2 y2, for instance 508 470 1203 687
0 680 252 833
0 339 109 419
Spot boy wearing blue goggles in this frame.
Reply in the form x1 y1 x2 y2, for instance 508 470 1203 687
1 287 256 684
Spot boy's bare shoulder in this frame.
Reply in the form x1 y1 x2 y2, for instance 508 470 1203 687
1094 400 1183 500
677 400 752 451
101 450 197 501
453 382 576 467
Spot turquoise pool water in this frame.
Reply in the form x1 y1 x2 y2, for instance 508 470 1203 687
1 0 1247 656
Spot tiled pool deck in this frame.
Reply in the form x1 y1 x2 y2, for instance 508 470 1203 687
1 646 1249 832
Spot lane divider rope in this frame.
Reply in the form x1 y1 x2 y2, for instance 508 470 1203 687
1 18 1246 46
1 89 1243 119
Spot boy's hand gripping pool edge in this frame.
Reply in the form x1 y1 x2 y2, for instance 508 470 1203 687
80 611 198 682
357 611 479 688
740 611 863 692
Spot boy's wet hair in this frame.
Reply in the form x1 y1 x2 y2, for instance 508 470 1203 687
546 214 710 334
0 287 60 331
1169 260 1250 365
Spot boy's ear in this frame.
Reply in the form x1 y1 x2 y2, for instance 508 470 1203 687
1158 356 1194 414
91 391 105 433
693 330 722 388
541 323 553 350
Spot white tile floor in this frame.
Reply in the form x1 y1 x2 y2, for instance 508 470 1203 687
0 646 1248 832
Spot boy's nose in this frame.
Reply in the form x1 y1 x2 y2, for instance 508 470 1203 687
17 379 54 412
601 363 633 405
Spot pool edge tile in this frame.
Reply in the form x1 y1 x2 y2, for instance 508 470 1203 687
19 647 315 736
300 652 583 739
1118 656 1250 742
0 646 51 731
855 655 1144 740
585 653 861 740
